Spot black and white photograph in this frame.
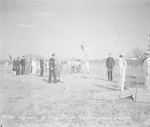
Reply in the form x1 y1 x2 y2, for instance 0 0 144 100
0 0 150 126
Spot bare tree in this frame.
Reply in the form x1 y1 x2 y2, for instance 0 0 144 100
131 47 144 61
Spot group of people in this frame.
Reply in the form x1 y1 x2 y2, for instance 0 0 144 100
12 51 150 92
47 53 90 83
12 56 26 76
106 53 127 91
106 51 150 93
12 53 90 84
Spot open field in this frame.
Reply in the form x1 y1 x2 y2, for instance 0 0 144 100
0 64 150 127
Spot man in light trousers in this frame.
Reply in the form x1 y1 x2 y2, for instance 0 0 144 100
118 53 127 91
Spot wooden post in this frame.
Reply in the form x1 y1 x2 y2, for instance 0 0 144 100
135 65 139 102
103 59 106 100
116 59 119 91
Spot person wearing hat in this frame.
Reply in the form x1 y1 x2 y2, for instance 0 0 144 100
48 53 57 83
31 57 36 75
143 51 150 92
118 53 127 91
40 58 44 77
12 58 17 76
16 57 21 75
106 53 115 81
21 56 26 75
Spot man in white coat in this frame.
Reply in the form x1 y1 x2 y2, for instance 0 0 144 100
143 51 150 92
31 58 37 75
118 53 127 91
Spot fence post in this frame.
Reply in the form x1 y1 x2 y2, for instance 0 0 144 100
103 59 106 100
116 59 119 92
135 65 139 102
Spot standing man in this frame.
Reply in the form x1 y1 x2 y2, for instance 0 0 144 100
48 54 57 83
12 58 17 76
40 58 44 77
21 56 26 75
118 53 127 91
16 57 21 75
143 51 150 92
106 53 115 81
31 58 36 75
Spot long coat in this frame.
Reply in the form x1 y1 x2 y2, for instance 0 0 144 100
118 58 127 91
143 57 150 92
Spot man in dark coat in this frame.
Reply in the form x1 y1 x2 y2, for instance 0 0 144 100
40 58 44 77
21 56 26 75
48 54 57 83
106 53 115 81
16 57 21 75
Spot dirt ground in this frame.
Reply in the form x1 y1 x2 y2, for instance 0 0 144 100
0 64 150 127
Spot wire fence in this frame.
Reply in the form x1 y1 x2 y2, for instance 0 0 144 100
90 62 149 103
1 61 149 103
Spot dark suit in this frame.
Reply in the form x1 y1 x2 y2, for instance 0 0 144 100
16 59 21 75
48 57 57 83
40 59 44 77
21 58 26 75
106 57 115 81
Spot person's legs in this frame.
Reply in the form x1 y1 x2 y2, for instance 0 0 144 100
107 71 109 80
21 66 24 75
53 70 57 83
121 73 125 91
145 75 149 91
18 67 20 75
48 70 52 83
23 66 25 74
40 69 42 76
110 71 113 81
108 71 111 80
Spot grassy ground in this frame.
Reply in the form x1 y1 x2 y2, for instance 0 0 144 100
0 64 150 127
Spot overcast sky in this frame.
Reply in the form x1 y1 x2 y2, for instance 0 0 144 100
0 0 150 59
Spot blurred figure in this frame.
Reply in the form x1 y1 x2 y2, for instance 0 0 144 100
25 57 31 74
31 58 36 75
48 54 57 83
143 51 150 92
70 59 75 74
16 57 21 75
21 56 26 75
106 53 115 81
67 59 71 74
40 58 44 77
12 58 16 76
56 59 64 82
44 59 49 76
118 53 127 91
82 59 90 78
75 59 81 73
